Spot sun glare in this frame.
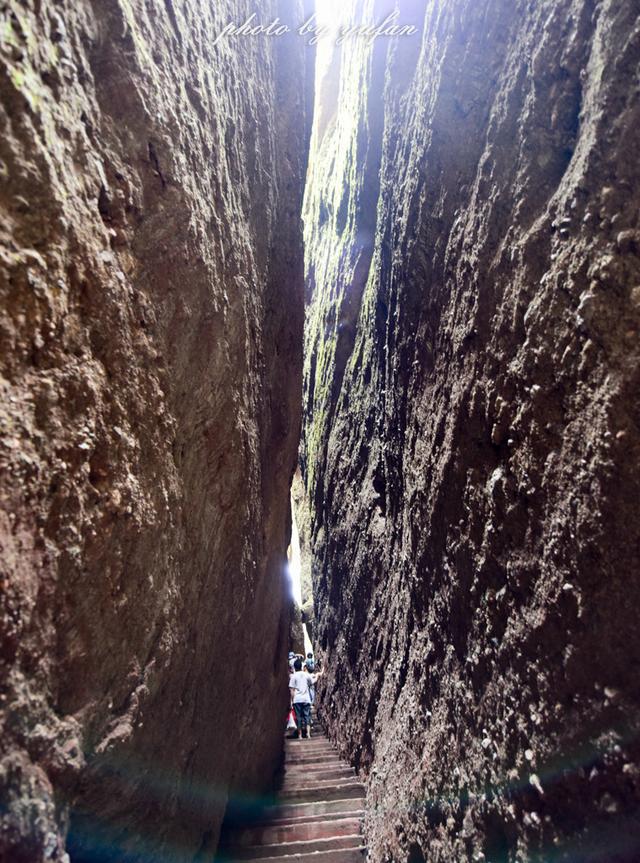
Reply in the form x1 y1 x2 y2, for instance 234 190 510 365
313 0 344 33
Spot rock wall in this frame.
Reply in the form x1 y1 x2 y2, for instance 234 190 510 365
302 0 640 860
291 468 314 640
0 1 307 860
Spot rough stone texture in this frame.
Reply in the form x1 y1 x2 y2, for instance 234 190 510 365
0 1 306 860
288 598 305 657
291 468 314 640
302 0 640 860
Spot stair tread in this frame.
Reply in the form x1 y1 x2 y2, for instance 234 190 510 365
262 797 365 816
284 755 339 762
234 848 367 863
281 774 355 787
280 785 364 798
282 777 359 786
227 816 363 847
284 766 350 775
226 834 363 859
257 810 365 829
279 783 365 803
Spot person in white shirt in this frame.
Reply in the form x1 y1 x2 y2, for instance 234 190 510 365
289 657 323 739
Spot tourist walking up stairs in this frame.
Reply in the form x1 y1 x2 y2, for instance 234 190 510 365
289 658 323 739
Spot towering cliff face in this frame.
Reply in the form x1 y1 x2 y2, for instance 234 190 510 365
303 0 640 859
0 1 306 860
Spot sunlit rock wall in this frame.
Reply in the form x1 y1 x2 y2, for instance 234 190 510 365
291 468 314 638
0 1 306 859
303 0 640 859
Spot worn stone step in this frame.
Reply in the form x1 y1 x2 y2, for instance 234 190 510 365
283 766 349 778
295 737 328 744
284 742 333 752
286 745 333 750
285 748 339 758
284 756 352 773
281 774 358 793
285 736 328 742
284 755 342 767
279 782 365 804
286 766 356 779
284 756 340 767
260 809 365 830
284 738 329 746
283 767 354 784
286 732 327 741
233 847 367 863
284 746 336 760
286 752 349 770
283 768 348 780
261 798 366 822
230 815 363 847
284 746 334 756
226 833 363 859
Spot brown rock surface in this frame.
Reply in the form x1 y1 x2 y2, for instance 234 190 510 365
0 1 307 860
302 0 640 860
292 467 314 640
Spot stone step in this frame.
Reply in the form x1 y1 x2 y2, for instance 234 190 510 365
284 758 353 776
233 847 367 863
284 767 350 777
284 748 337 761
284 743 334 752
284 746 334 756
260 809 365 830
230 815 363 847
280 767 350 785
278 782 365 804
261 797 366 822
283 768 354 783
226 833 363 859
281 774 358 793
283 770 348 781
284 755 342 768
285 735 328 743
284 756 343 767
285 735 328 742
287 752 349 770
285 747 334 755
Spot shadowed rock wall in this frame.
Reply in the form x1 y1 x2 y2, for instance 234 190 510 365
0 1 306 860
302 0 640 859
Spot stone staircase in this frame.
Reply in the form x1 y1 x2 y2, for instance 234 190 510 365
218 719 367 861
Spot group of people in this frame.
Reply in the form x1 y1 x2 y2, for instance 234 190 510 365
287 651 323 739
